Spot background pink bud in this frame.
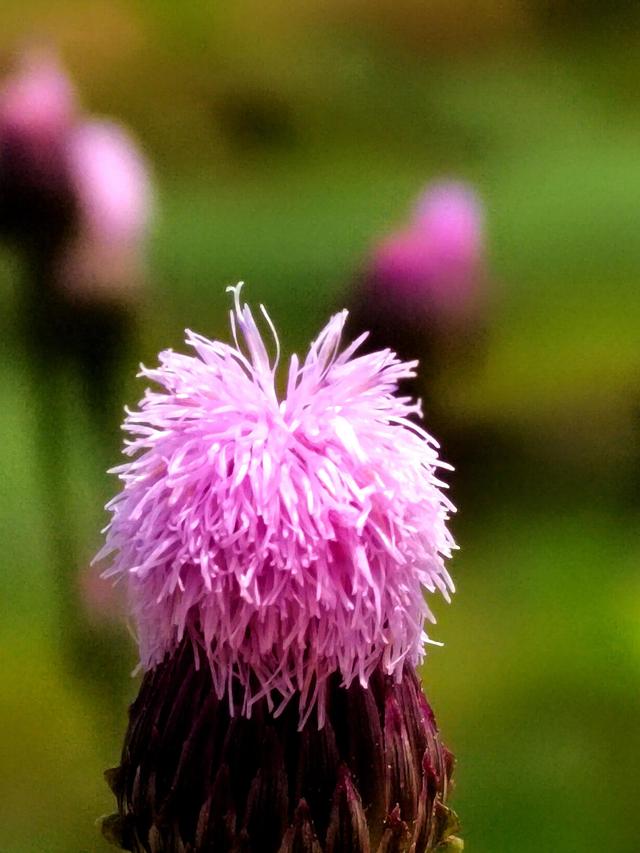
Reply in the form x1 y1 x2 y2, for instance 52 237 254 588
414 182 484 283
68 121 151 246
0 49 78 240
371 228 436 307
370 180 485 321
58 120 153 303
0 49 76 172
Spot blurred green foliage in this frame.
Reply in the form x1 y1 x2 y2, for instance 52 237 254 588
0 3 639 852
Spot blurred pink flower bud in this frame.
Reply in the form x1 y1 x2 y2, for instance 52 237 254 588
0 48 76 144
0 50 77 237
414 181 484 282
58 120 153 304
69 120 151 245
371 228 434 307
371 181 485 322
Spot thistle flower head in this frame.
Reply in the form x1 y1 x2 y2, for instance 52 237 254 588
99 285 455 725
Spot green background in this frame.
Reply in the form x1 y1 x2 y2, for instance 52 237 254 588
0 3 638 851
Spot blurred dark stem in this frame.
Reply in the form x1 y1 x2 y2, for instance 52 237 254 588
22 242 133 745
345 271 502 511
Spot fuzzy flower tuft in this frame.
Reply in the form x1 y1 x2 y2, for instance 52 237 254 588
98 285 456 726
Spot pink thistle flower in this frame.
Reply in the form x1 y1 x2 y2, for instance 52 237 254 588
98 284 456 727
100 286 462 852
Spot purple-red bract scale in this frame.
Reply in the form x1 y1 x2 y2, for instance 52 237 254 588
97 285 456 727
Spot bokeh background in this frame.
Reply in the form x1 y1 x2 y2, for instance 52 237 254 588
1 3 639 851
